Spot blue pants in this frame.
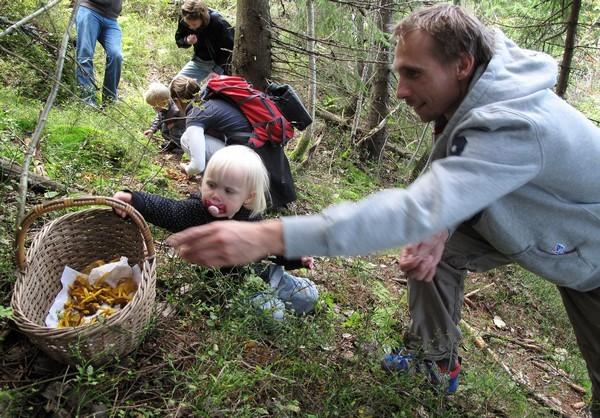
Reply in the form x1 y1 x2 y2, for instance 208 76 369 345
252 265 319 319
76 6 122 104
177 57 224 84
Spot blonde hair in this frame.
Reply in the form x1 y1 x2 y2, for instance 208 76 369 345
169 75 201 105
203 145 270 217
181 0 210 27
395 4 495 69
143 82 170 107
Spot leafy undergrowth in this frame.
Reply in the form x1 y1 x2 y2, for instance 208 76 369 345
0 128 593 417
0 0 596 412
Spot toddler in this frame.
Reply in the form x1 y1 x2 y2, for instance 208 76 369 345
113 145 317 317
143 82 186 153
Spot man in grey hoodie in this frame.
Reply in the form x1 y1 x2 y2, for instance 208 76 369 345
166 4 600 412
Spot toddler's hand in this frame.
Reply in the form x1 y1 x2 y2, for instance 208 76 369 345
112 191 132 218
301 256 314 270
186 34 198 45
143 129 154 138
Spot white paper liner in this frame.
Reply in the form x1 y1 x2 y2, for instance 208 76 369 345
45 257 142 328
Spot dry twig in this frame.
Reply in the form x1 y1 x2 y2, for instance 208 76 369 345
0 0 62 38
461 319 577 417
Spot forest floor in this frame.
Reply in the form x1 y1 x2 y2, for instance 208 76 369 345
2 143 591 417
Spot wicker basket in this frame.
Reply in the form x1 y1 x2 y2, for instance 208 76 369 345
11 196 156 365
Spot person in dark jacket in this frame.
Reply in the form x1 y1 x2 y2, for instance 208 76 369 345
113 145 317 317
175 0 234 83
75 0 123 106
170 75 298 209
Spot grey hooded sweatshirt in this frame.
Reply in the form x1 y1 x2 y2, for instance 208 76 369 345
282 31 600 291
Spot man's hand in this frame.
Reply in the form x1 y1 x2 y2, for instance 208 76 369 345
186 34 198 45
397 230 449 282
166 219 285 267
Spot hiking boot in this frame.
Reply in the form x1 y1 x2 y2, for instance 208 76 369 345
382 348 461 394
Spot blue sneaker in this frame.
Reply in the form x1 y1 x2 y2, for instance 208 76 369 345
382 348 461 394
381 348 414 372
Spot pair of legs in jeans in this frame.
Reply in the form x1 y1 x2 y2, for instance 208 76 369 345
177 57 224 84
408 223 600 415
75 6 122 105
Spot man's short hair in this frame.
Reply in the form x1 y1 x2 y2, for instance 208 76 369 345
395 4 495 68
143 82 170 107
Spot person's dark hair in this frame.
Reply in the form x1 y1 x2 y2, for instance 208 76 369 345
395 4 495 68
181 0 210 27
169 75 201 104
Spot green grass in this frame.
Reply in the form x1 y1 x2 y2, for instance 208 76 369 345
1 0 598 416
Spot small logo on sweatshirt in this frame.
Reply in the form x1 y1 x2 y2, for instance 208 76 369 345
450 136 467 156
552 243 566 255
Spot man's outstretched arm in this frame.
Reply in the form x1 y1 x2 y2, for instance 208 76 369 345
166 219 284 266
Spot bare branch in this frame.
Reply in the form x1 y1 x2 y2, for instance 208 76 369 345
16 0 78 225
0 0 62 38
355 103 401 147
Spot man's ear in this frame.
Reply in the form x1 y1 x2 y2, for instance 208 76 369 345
456 52 475 81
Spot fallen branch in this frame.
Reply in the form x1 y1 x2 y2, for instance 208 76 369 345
355 103 401 147
461 319 576 418
384 142 410 159
0 157 66 192
0 0 62 38
464 297 477 309
389 276 408 285
460 319 487 348
532 360 587 395
316 107 350 127
484 332 545 353
465 282 495 299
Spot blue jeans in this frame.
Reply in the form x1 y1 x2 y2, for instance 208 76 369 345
253 265 319 317
177 58 224 84
76 6 122 103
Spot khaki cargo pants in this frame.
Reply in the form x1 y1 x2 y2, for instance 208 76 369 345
405 223 600 416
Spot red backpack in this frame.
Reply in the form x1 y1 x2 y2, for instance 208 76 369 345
203 75 294 148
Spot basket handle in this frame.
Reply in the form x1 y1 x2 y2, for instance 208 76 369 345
15 196 156 270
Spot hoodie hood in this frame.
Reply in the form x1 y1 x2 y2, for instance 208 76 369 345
448 30 558 128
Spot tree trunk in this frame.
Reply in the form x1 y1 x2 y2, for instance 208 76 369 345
362 0 393 160
232 0 272 91
291 0 316 162
556 0 581 97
